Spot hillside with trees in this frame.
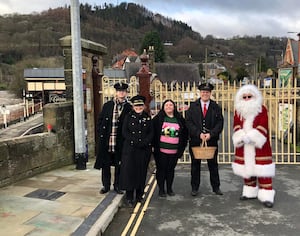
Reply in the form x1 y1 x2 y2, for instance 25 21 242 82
0 2 286 97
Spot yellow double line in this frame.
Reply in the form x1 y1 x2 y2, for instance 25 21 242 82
121 173 157 236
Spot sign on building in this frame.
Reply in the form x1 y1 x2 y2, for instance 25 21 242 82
279 68 293 87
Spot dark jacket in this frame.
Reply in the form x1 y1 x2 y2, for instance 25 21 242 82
186 99 223 147
152 110 188 159
94 100 132 169
119 110 153 190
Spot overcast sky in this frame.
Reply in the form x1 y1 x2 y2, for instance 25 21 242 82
1 0 299 39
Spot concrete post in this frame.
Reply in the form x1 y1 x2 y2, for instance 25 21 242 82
70 0 86 170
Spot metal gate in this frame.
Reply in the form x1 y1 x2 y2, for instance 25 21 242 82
101 76 300 164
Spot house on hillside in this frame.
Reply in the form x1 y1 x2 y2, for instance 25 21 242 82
111 49 139 69
271 35 300 87
108 47 229 86
109 49 202 83
202 62 227 80
281 36 300 82
106 47 204 88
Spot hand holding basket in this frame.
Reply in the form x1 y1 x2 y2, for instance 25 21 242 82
192 140 216 159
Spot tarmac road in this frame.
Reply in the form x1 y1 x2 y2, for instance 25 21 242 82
104 164 300 236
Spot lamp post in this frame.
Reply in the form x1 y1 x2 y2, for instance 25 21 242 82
71 0 86 170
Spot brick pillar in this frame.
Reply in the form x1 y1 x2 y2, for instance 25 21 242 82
137 49 152 114
92 56 103 155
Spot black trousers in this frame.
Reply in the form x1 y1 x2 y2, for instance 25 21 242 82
190 148 220 192
126 188 143 201
101 153 120 189
156 153 178 192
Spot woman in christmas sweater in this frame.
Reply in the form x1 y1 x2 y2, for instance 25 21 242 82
152 99 188 197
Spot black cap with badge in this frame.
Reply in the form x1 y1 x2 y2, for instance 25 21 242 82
114 82 128 91
131 95 145 106
198 82 214 91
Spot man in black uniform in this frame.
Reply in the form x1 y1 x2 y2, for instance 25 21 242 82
186 83 224 196
94 82 132 194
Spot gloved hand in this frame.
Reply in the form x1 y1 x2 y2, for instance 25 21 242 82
242 136 251 144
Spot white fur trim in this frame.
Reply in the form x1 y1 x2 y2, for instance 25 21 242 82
257 189 275 203
243 116 255 131
242 185 258 198
232 162 251 179
244 144 256 177
232 162 275 179
247 128 267 149
255 163 276 177
232 129 245 147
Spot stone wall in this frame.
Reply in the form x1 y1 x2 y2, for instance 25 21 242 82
0 102 74 187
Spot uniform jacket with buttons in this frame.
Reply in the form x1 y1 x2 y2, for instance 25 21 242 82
122 110 153 149
94 100 132 169
119 110 153 190
186 98 223 147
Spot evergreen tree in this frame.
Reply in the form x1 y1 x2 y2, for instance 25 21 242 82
140 31 166 62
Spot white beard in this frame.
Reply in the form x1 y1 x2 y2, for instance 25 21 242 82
235 98 261 120
234 84 263 120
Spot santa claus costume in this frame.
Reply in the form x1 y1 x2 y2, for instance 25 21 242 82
232 84 275 208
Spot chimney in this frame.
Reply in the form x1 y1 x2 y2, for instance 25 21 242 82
148 46 155 73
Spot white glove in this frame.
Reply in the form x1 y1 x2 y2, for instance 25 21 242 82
242 136 251 144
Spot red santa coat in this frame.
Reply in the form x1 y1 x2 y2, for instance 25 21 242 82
232 105 275 179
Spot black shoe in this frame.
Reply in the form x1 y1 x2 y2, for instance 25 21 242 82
263 201 273 208
136 197 144 203
167 190 175 196
191 190 198 196
214 189 223 195
240 196 256 201
158 190 167 198
100 187 110 194
114 187 124 194
125 200 134 208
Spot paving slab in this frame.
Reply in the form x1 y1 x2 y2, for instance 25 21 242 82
0 160 123 236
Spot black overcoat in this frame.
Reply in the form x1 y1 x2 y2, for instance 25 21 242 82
119 110 153 190
94 100 132 169
152 111 188 159
186 99 223 147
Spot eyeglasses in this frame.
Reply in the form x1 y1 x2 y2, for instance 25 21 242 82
242 95 252 99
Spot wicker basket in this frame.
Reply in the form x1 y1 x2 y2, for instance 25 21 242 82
192 140 216 159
